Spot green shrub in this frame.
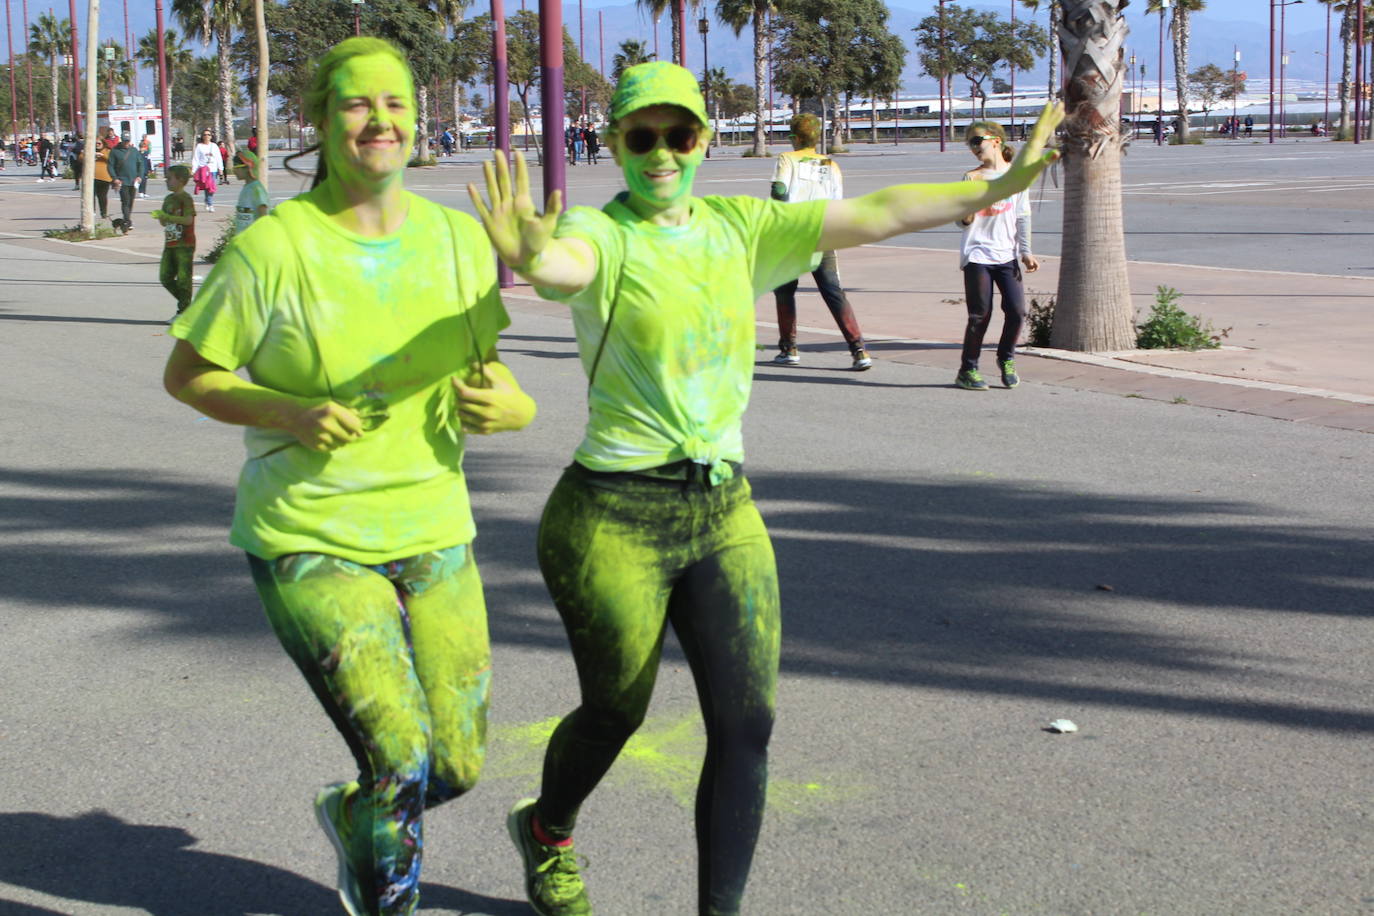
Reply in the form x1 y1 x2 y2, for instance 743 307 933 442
204 223 236 264
1135 285 1229 350
43 223 121 241
1027 292 1055 347
408 155 438 168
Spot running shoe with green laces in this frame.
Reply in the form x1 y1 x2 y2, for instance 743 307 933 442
955 368 989 390
999 359 1020 389
315 781 366 916
507 798 592 916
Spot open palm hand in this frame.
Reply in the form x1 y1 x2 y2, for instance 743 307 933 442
467 148 562 272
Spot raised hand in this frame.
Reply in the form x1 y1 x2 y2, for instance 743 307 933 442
998 102 1065 195
467 148 562 273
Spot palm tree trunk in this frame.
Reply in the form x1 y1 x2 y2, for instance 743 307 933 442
82 0 100 235
1048 1 1061 100
1052 0 1135 351
751 9 767 155
417 84 430 163
1337 5 1353 140
217 24 235 156
49 56 61 137
870 104 877 142
1172 7 1191 140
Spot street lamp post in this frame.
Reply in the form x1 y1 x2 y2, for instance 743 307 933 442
1158 0 1169 146
1271 0 1303 141
1129 53 1137 138
352 0 362 36
698 9 709 158
938 0 946 152
1232 48 1240 139
1009 0 1015 135
1324 0 1331 133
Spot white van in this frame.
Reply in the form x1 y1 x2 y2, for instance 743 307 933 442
98 107 168 169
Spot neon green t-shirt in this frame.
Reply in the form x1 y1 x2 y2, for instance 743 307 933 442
540 193 825 480
170 192 509 563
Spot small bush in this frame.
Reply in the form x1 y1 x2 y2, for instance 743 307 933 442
1168 133 1205 145
43 223 122 241
1135 285 1229 350
408 155 438 168
1027 292 1056 347
204 223 236 264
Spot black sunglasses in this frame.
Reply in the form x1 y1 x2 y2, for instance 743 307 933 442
621 125 699 155
969 135 999 146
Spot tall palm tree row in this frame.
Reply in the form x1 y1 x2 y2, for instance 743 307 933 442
715 0 777 156
1322 0 1372 140
172 0 246 154
136 28 193 136
1146 0 1203 141
97 42 136 108
28 11 71 137
1052 0 1135 352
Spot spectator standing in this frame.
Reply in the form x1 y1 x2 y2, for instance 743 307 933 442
37 136 56 180
769 113 872 370
88 127 119 221
953 120 1038 391
217 137 232 184
173 134 185 160
138 133 154 197
1244 114 1254 137
585 126 600 164
190 129 224 211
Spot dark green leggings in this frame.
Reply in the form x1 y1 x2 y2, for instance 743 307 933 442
535 463 781 916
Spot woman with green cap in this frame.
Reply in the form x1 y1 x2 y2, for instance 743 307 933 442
469 61 1062 916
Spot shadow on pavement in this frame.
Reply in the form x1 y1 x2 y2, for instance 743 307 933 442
0 810 529 916
4 459 1371 733
0 312 168 326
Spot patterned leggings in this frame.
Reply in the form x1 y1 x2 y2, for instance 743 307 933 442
248 544 490 916
534 463 781 916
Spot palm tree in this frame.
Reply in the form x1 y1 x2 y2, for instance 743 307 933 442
1146 0 1203 141
173 0 246 155
430 0 473 140
252 0 268 191
637 0 677 64
28 11 70 137
1321 0 1372 140
715 0 778 156
1051 0 1134 351
1019 0 1061 101
612 38 654 82
137 28 193 134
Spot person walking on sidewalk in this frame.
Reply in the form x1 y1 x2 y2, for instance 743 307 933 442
953 121 1039 390
769 113 872 370
109 132 149 234
468 61 1062 916
190 129 223 211
163 37 537 916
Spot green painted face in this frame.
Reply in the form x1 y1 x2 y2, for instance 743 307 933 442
320 52 416 189
612 105 706 214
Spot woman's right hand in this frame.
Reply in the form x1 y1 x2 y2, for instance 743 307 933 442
467 148 562 273
286 399 364 451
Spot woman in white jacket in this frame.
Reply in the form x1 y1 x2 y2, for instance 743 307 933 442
189 129 224 211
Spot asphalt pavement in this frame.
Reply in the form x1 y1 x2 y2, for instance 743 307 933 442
1 143 1372 915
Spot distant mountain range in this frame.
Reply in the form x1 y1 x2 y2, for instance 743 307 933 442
109 1 1343 104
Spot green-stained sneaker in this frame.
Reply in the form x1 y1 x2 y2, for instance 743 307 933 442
999 359 1020 389
508 798 592 916
315 781 365 916
955 368 989 390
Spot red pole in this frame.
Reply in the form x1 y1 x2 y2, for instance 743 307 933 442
1280 0 1287 138
539 0 566 199
24 0 37 140
66 0 78 134
1324 0 1330 133
6 0 19 156
492 0 512 285
121 0 128 93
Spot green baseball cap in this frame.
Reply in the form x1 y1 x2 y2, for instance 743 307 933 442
610 61 710 129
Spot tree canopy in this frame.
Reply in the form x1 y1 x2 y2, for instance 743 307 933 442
914 4 1049 114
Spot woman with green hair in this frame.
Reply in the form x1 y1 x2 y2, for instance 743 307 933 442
164 37 536 916
470 61 1061 916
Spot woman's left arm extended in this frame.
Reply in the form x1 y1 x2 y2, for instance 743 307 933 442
818 103 1063 252
452 348 537 435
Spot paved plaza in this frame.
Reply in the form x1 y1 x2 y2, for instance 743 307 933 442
1 139 1371 914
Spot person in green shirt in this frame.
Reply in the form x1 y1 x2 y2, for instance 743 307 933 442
163 38 536 916
470 61 1061 916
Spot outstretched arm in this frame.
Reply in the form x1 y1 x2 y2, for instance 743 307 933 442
817 103 1064 251
467 149 597 295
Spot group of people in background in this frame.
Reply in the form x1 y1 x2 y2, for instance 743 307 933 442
565 122 600 165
